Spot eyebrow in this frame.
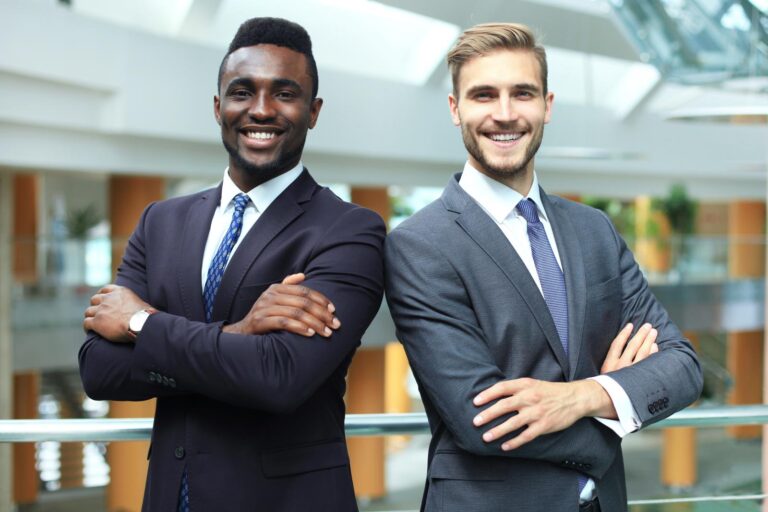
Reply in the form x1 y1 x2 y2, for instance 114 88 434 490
465 82 541 96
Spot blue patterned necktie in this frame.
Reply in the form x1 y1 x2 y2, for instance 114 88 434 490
517 198 587 492
178 193 251 512
203 192 251 322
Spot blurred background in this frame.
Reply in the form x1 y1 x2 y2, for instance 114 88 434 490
0 0 767 510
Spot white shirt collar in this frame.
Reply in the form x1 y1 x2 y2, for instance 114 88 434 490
220 162 304 212
458 162 548 223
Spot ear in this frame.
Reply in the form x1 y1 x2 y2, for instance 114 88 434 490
308 97 323 129
543 91 554 124
213 95 222 126
448 94 461 126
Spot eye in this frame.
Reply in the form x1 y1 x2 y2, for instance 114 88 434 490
472 91 494 101
275 90 298 100
515 91 534 99
229 89 251 100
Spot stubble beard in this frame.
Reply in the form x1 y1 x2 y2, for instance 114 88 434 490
221 119 306 185
461 122 544 181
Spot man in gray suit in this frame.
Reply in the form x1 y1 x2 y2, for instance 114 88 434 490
384 23 702 512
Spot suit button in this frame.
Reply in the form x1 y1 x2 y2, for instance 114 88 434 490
162 376 170 386
174 446 185 460
584 463 592 470
148 372 157 383
648 404 654 413
169 378 177 388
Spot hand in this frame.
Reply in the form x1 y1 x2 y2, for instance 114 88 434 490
601 323 658 374
472 378 608 451
223 273 340 338
83 284 151 343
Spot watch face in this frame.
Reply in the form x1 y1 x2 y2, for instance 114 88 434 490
129 310 150 333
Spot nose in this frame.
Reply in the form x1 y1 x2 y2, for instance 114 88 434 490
492 97 519 123
248 91 277 120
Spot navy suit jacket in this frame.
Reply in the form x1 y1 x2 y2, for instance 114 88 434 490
79 170 385 511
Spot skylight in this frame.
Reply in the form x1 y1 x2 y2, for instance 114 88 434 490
71 0 459 87
197 0 460 86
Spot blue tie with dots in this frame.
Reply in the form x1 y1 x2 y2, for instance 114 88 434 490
177 193 251 512
516 198 587 492
203 193 251 322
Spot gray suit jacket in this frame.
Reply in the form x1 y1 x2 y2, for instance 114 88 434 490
384 174 702 512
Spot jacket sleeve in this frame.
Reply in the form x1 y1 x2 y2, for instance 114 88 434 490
124 207 385 413
384 226 620 479
598 212 703 426
79 202 187 401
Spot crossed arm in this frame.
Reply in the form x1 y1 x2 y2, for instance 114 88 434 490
384 226 662 478
79 205 385 411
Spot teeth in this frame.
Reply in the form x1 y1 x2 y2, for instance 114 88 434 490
246 132 276 140
489 133 522 142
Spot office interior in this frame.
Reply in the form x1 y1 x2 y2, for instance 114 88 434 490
1 0 767 510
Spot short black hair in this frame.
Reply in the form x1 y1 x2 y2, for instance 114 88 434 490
217 17 319 99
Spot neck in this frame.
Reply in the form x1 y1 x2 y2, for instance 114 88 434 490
228 163 295 192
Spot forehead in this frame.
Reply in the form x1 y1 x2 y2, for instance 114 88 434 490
457 49 542 93
221 44 311 88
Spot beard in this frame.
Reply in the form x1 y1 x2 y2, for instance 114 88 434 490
220 115 306 185
461 121 544 181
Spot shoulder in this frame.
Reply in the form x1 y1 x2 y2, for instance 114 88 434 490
546 193 615 229
143 187 214 216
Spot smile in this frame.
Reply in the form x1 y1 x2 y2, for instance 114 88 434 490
487 132 523 142
245 131 276 140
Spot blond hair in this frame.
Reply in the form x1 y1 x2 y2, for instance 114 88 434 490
447 23 548 96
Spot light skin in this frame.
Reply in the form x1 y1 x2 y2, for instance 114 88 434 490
449 48 659 451
85 43 338 342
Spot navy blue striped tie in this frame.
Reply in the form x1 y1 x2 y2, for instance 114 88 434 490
516 199 569 353
517 199 587 492
178 193 251 512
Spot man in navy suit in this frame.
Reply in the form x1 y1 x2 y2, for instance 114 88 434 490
80 17 384 511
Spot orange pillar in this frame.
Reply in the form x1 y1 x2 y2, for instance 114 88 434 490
635 196 672 274
109 176 165 276
346 349 386 499
635 196 698 487
661 333 699 488
385 342 411 451
12 174 39 284
347 187 389 499
106 175 164 512
13 372 39 505
727 201 765 439
0 171 12 512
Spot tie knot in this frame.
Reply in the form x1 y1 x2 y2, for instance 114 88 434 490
232 193 251 212
516 198 540 225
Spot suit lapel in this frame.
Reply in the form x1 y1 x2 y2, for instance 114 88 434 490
541 190 587 380
211 170 317 321
443 177 570 376
177 186 220 322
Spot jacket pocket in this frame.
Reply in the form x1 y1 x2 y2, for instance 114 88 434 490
261 439 349 478
429 451 506 481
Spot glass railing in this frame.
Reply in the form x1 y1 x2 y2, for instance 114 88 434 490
2 407 768 511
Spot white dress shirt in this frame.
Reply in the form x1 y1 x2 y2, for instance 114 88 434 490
200 163 303 287
458 162 641 501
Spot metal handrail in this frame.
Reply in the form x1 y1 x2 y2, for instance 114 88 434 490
1 405 767 443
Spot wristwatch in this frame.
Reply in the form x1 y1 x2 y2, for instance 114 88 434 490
127 308 158 340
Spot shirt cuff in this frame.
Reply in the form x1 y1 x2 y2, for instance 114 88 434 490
589 375 641 438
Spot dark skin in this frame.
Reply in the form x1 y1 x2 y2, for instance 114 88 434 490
83 274 339 342
214 44 323 191
84 44 337 343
